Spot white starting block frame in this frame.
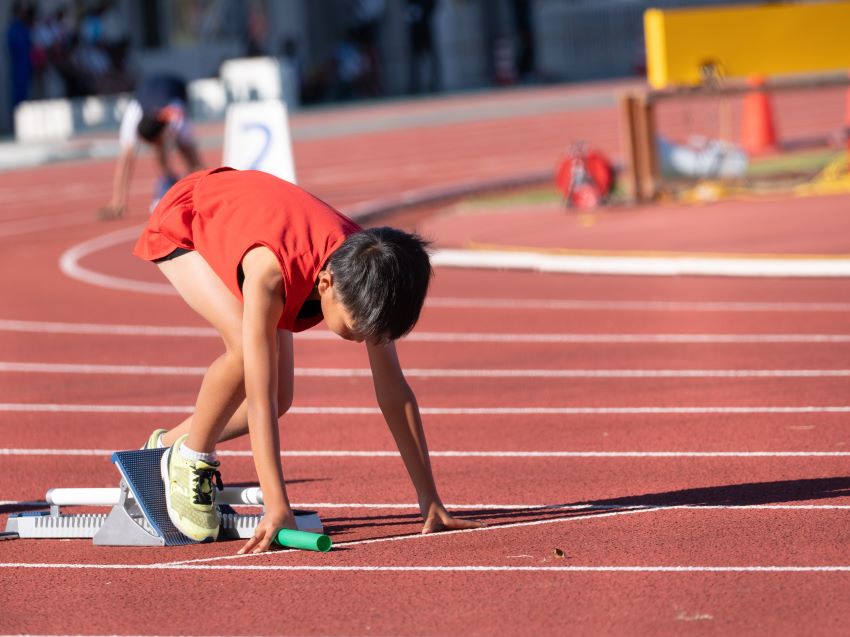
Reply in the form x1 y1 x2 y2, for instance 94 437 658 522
5 448 322 546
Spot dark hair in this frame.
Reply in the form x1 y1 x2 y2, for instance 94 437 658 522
137 114 166 142
329 227 432 343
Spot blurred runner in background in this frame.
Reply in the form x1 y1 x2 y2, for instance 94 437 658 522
99 73 203 220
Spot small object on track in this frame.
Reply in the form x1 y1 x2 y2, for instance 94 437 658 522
553 547 566 558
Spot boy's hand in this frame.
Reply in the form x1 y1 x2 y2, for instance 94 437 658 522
97 203 125 221
237 509 298 554
421 503 485 534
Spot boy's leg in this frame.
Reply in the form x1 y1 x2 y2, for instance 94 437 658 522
160 330 294 445
156 251 245 453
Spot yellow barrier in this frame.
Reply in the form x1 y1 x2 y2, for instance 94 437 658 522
645 2 850 89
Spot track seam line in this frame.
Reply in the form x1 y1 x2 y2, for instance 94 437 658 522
4 361 850 378
5 448 850 458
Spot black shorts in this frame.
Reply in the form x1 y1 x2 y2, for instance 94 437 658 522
152 247 192 263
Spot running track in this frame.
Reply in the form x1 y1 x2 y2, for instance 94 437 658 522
2 84 850 635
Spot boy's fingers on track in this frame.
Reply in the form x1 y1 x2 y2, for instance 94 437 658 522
251 529 276 554
237 533 263 555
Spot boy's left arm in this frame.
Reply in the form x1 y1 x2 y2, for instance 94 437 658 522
366 341 483 533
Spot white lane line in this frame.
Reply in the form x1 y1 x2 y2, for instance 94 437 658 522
0 319 217 336
104 502 850 566
2 403 850 415
3 502 848 572
0 211 96 239
3 448 850 458
426 297 850 313
54 224 850 287
407 333 850 344
432 248 850 278
158 506 678 566
3 361 850 378
3 500 850 510
3 319 850 343
5 562 850 572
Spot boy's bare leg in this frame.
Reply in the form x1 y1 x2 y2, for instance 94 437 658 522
157 252 246 453
161 330 294 446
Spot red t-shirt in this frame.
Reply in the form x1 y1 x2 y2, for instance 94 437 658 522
133 167 362 332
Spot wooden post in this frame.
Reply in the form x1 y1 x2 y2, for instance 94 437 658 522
620 92 658 204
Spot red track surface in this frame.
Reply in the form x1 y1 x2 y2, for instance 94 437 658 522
2 84 850 635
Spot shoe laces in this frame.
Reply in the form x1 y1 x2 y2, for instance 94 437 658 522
191 465 223 506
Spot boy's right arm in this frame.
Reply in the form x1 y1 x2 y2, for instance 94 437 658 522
237 247 298 554
101 146 134 219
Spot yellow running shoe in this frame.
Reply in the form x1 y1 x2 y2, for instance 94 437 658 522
160 434 222 542
141 428 168 450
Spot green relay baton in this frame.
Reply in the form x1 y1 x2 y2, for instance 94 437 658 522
274 529 332 552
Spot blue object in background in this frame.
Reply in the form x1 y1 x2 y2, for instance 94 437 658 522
155 175 178 199
150 175 178 212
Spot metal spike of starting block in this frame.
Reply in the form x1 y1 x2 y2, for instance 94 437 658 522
5 448 322 546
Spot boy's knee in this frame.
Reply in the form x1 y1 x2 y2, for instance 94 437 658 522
222 347 245 372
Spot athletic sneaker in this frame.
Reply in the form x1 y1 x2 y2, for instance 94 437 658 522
160 434 222 542
141 428 168 450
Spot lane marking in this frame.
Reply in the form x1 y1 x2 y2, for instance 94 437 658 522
145 506 680 566
3 319 850 343
55 225 850 289
0 319 217 337
3 448 850 458
3 501 848 572
426 297 850 313
0 211 96 239
4 500 850 511
6 563 850 572
3 361 850 378
432 248 850 278
2 403 850 415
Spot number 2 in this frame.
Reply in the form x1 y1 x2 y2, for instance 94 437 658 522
241 122 272 170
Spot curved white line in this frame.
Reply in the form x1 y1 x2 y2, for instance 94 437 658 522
58 224 176 294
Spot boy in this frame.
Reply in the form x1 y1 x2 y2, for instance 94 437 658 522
134 167 481 553
100 73 203 220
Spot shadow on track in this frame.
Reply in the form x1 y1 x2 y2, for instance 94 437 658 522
322 476 850 539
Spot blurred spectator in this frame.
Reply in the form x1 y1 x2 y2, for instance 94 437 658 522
6 0 35 108
30 6 72 98
97 0 130 72
345 0 385 97
74 0 131 94
99 74 203 220
279 37 304 106
245 2 268 57
511 0 536 82
332 35 366 101
407 0 439 94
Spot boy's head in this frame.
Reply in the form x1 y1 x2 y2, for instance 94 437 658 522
137 114 167 143
322 227 432 343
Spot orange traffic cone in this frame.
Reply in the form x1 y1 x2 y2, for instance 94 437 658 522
741 75 778 155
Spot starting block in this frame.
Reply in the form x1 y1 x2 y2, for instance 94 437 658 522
4 448 322 546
